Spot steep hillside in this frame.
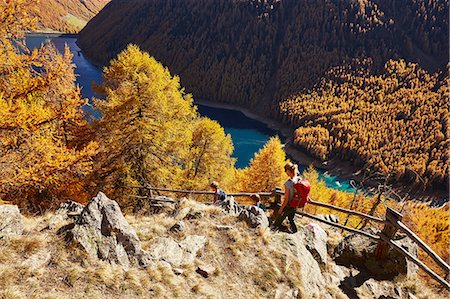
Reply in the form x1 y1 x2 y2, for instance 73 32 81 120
33 0 110 33
77 0 449 192
0 193 447 298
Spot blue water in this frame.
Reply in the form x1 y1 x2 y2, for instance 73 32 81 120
25 34 354 192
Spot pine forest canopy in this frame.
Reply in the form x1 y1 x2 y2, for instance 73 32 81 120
78 0 449 192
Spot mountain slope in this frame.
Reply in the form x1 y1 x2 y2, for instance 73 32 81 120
33 0 110 33
77 0 449 192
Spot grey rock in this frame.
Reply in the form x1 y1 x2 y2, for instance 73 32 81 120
49 201 85 230
238 205 269 229
170 221 185 233
334 231 418 280
0 205 24 237
218 196 241 215
355 278 407 299
196 264 215 278
273 232 326 297
21 251 52 271
148 235 206 266
59 192 150 268
274 284 299 299
302 223 328 265
216 225 233 231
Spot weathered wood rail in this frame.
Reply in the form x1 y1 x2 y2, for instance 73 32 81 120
126 185 450 290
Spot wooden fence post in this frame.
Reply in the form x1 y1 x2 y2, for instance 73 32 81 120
375 207 403 259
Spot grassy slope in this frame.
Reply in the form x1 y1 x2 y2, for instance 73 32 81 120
0 198 445 299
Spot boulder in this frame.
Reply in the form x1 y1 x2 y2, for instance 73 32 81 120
170 221 185 233
21 250 52 272
302 223 328 265
218 196 241 215
196 264 215 278
59 192 150 268
274 284 299 299
0 205 24 237
334 231 418 280
238 205 269 229
273 232 327 297
49 201 84 230
354 278 406 299
148 235 206 267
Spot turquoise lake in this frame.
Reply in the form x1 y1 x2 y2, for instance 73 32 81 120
26 35 354 192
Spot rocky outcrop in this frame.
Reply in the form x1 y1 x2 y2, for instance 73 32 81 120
170 221 185 233
238 205 269 229
274 232 330 298
49 201 84 230
302 223 328 265
147 235 207 267
59 192 150 268
334 231 418 280
218 196 241 215
0 205 24 237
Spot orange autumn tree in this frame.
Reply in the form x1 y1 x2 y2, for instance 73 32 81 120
0 0 98 211
93 45 235 202
237 136 288 192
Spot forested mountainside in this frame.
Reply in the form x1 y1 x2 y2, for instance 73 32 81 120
30 0 110 33
78 0 449 191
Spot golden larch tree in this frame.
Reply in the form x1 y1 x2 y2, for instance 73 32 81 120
182 117 235 190
0 0 98 211
238 136 288 192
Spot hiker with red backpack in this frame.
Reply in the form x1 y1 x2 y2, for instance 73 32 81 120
272 162 311 233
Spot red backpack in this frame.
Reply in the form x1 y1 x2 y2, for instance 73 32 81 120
289 179 311 208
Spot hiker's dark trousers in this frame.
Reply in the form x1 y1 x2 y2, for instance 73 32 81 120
273 206 297 233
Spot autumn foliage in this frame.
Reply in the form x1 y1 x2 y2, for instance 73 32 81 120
237 136 288 193
77 0 449 191
92 45 235 203
0 0 98 210
280 59 448 189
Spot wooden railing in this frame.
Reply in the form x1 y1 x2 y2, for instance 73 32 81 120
126 185 450 290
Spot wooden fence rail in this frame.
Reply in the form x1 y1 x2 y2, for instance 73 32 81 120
308 199 385 224
394 219 450 274
296 210 380 240
379 234 450 291
125 185 450 289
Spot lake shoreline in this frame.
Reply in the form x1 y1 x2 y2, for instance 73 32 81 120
195 99 328 170
194 99 448 205
26 31 78 38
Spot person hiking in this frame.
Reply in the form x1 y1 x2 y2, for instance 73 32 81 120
272 162 310 233
210 181 227 204
251 194 266 211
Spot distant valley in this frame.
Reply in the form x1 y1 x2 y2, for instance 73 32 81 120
78 0 449 195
